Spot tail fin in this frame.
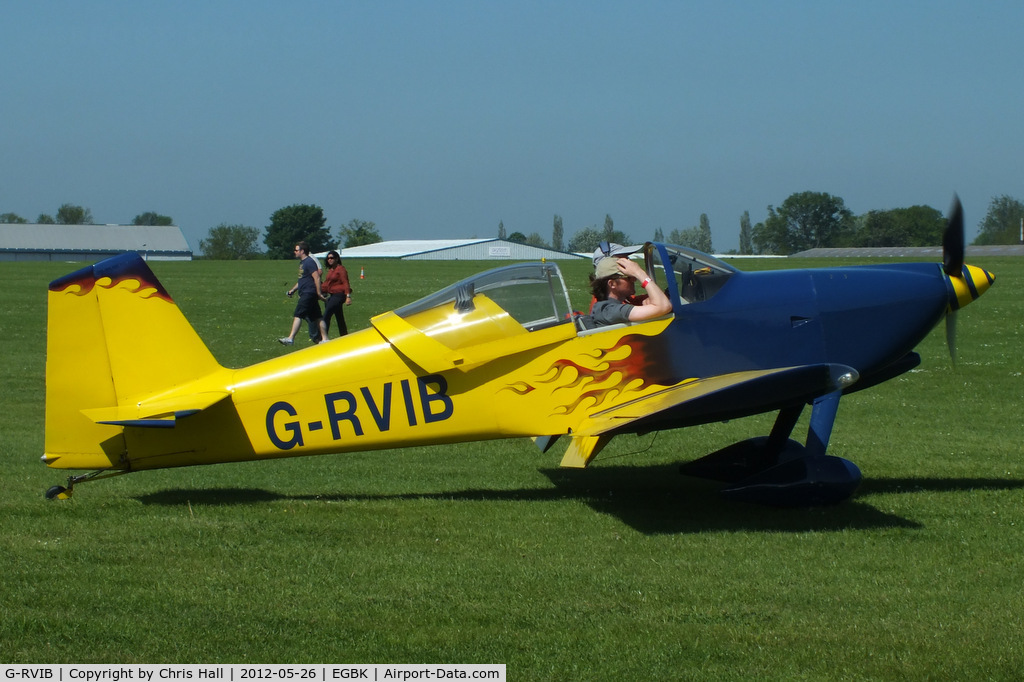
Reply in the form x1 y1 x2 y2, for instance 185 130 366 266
43 253 224 470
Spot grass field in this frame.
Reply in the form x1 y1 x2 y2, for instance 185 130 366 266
1 254 1021 678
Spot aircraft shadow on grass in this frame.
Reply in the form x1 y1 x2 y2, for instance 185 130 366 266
133 464 1024 535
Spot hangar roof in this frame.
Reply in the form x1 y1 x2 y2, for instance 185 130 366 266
339 239 490 258
0 224 191 258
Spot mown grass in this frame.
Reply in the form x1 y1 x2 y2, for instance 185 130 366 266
1 255 1021 678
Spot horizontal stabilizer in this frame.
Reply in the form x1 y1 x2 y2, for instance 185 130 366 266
83 391 231 428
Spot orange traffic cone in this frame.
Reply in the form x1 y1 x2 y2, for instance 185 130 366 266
360 266 365 279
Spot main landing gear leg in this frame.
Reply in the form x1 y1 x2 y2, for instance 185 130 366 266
806 390 841 458
679 403 805 482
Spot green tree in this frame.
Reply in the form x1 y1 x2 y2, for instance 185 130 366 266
0 213 27 224
974 195 1024 245
668 215 712 252
752 191 853 255
56 203 93 225
339 219 382 248
603 214 614 240
133 212 174 226
567 226 632 253
739 211 752 255
698 213 712 253
264 204 333 259
653 227 664 242
668 224 711 253
525 232 549 248
36 214 55 224
552 215 564 251
507 231 527 243
567 227 604 253
498 220 506 239
200 224 261 259
853 206 945 247
668 226 692 245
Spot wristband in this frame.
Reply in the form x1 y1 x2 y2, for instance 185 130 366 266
640 278 651 289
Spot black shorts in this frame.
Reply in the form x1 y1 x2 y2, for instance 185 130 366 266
293 294 323 320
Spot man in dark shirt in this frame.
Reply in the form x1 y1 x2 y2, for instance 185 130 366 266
279 242 328 345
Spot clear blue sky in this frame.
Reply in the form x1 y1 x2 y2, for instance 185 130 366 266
3 1 1022 252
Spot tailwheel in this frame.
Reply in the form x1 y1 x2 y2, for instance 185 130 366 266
44 469 129 500
45 485 72 500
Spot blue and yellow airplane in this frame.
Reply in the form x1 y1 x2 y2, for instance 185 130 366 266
42 199 993 505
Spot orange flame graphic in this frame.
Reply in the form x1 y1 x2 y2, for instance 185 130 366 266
530 335 673 416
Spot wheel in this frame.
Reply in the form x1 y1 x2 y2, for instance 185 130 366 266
45 485 69 500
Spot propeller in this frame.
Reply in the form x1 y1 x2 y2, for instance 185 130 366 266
943 194 965 276
942 195 965 364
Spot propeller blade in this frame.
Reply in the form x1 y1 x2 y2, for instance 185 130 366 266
945 310 958 366
943 195 965 276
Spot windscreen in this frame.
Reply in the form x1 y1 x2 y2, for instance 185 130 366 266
660 244 737 304
395 262 574 330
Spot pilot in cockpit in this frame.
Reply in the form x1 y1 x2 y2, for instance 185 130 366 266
589 256 672 326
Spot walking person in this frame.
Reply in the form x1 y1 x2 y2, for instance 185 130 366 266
304 252 325 343
321 250 352 338
279 241 328 346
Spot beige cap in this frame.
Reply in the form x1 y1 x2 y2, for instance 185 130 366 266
595 258 623 279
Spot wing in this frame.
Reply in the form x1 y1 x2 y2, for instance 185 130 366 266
559 363 856 467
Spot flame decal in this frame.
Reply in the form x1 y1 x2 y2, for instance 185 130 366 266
502 381 536 396
50 274 98 297
49 256 173 303
537 334 675 416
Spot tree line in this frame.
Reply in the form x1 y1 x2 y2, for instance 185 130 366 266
200 206 385 260
0 202 382 260
536 193 1024 256
751 192 1024 254
5 193 1021 259
238 205 383 259
0 204 173 226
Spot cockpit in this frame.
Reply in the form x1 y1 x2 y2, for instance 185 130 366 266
393 261 576 334
370 262 579 373
370 244 737 372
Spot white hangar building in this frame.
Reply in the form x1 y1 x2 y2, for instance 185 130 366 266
336 239 585 261
0 224 193 262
